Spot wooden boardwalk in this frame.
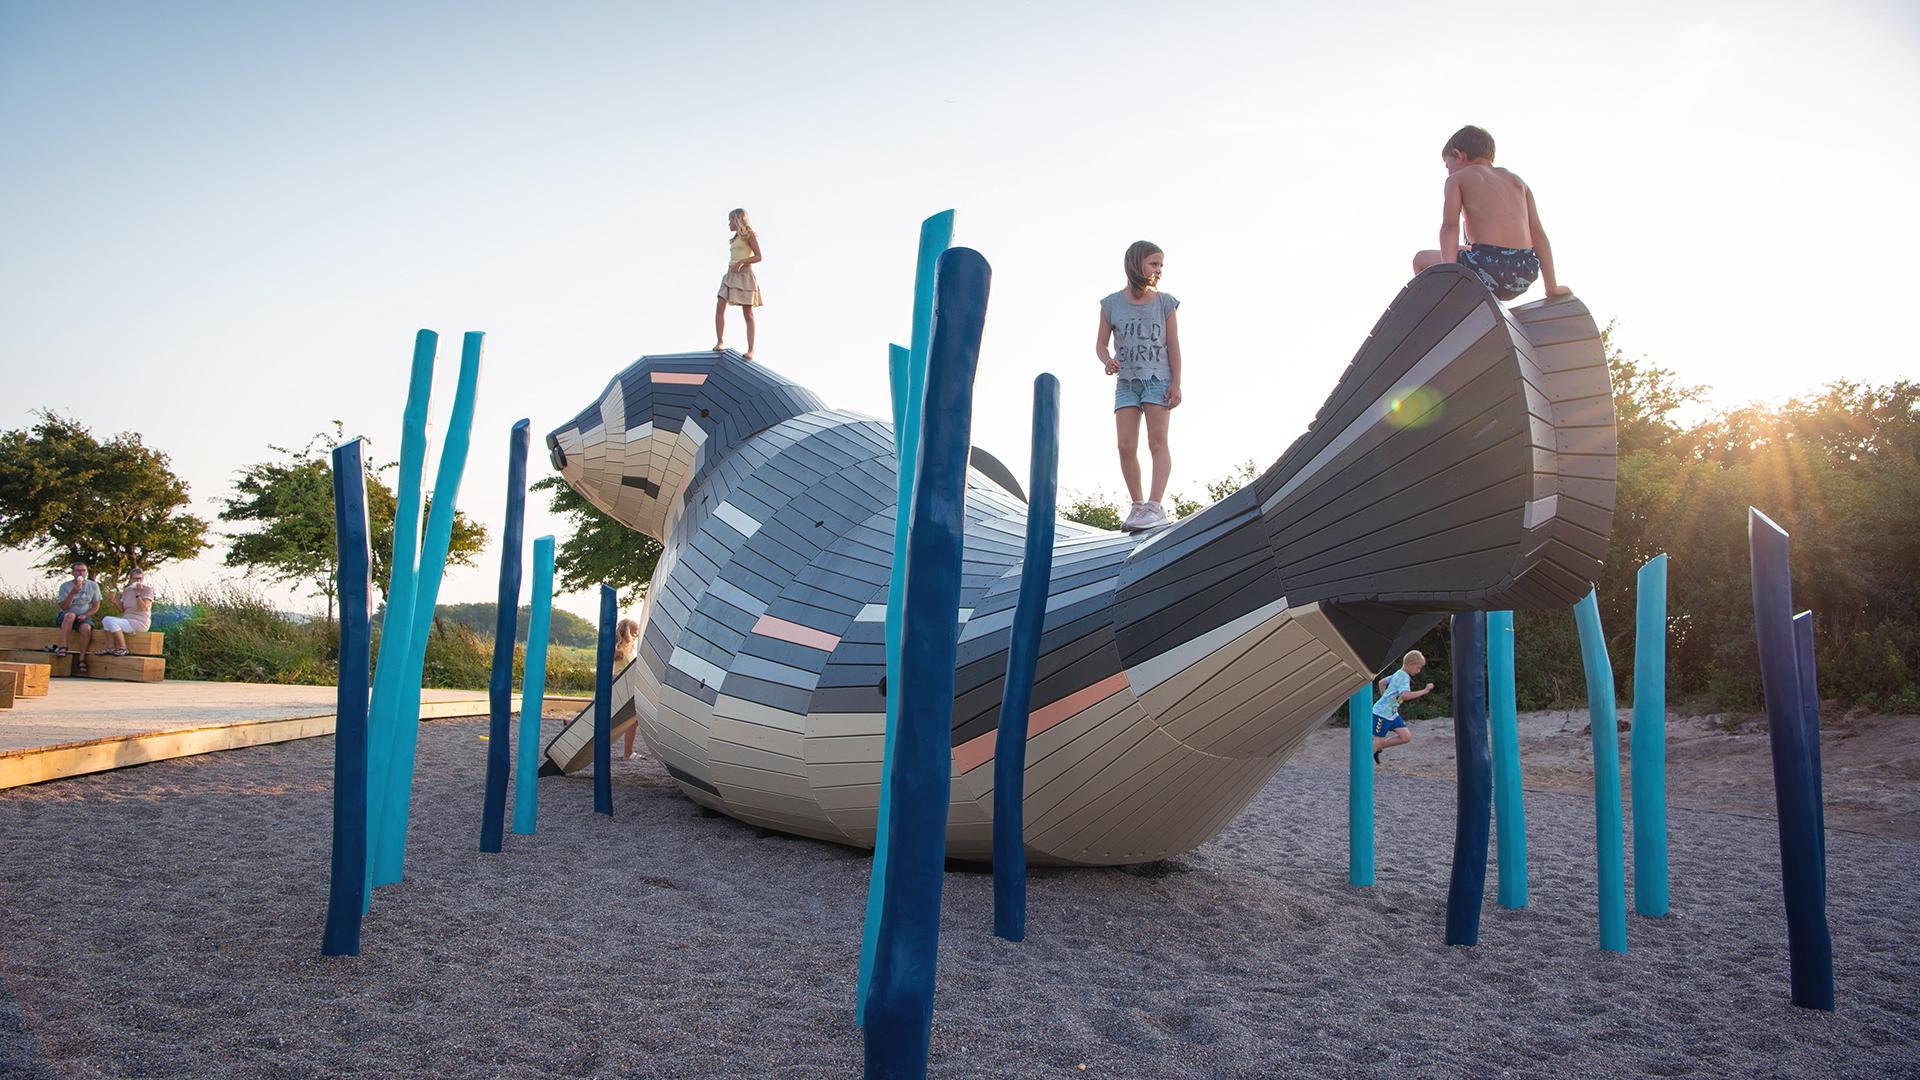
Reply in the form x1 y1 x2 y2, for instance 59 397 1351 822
0 680 588 789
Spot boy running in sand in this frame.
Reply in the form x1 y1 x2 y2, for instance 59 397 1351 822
1373 650 1435 764
1412 125 1571 301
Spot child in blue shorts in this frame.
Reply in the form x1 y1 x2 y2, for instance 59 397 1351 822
1095 240 1184 532
1373 649 1435 764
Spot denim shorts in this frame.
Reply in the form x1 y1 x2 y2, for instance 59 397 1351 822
1114 376 1169 411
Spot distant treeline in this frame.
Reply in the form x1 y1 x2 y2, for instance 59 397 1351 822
1400 342 1918 716
416 602 601 650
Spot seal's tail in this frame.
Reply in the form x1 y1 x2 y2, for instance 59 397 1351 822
1114 266 1615 673
1253 265 1615 611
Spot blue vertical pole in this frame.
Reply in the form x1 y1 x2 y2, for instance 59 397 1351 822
364 330 436 909
323 438 373 956
1347 684 1375 887
593 584 616 816
373 330 483 888
859 209 954 1025
864 247 988 1080
1748 509 1834 1010
991 373 1059 943
514 536 555 835
481 420 529 853
1445 612 1492 947
1487 610 1527 909
1630 555 1669 917
1573 589 1628 954
1792 611 1828 870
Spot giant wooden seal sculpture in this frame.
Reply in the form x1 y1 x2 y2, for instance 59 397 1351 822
541 265 1617 866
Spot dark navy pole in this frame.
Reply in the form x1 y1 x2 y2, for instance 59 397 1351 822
1748 509 1834 1010
480 420 529 852
1445 611 1492 947
865 247 989 1079
323 438 373 956
593 584 617 816
991 373 1059 943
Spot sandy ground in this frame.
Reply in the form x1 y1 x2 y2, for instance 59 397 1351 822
1 712 1915 1078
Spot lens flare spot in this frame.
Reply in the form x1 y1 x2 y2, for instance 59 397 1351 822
1385 387 1442 429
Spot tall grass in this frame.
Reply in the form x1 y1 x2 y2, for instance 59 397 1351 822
0 584 598 693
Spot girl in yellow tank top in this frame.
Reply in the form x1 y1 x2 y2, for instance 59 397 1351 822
714 208 763 360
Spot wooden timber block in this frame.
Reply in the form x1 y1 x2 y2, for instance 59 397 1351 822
0 661 51 697
0 650 163 682
0 627 164 656
81 654 166 683
0 678 12 709
0 649 69 677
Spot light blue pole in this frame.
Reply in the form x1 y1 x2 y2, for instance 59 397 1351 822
864 246 988 1079
1573 589 1628 954
364 330 436 910
858 209 953 1026
1630 555 1669 917
1347 684 1374 887
514 536 555 835
1488 610 1527 909
372 330 483 888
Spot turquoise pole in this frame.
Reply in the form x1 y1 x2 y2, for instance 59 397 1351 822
514 536 554 835
857 210 953 1026
1488 610 1528 908
364 331 436 910
1631 555 1670 917
1573 589 1629 953
1347 685 1374 887
372 330 483 888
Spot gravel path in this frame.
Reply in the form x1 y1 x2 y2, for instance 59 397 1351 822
1 716 1913 1078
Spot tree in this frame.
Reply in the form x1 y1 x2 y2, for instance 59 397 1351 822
0 411 210 584
221 430 488 620
532 475 662 602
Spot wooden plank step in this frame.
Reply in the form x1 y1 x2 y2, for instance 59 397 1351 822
0 661 51 698
0 650 165 682
0 679 12 709
0 627 164 656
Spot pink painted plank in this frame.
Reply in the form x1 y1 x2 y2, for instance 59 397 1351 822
751 614 842 653
651 372 710 385
952 672 1132 774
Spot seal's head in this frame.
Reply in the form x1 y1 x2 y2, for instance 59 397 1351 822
547 351 824 542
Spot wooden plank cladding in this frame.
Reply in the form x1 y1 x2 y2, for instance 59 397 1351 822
540 269 1616 865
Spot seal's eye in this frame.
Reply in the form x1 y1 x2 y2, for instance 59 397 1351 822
700 409 710 418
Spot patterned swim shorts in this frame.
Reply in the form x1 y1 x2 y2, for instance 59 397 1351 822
1458 243 1541 301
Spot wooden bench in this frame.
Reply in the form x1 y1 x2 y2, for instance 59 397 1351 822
0 627 166 683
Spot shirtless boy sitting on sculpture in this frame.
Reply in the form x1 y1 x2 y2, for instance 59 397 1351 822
1414 124 1571 301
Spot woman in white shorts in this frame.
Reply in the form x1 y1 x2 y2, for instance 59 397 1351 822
100 568 155 655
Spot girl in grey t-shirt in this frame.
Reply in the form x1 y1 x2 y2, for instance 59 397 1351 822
1095 240 1184 531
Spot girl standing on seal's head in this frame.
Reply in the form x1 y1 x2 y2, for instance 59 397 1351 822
713 208 763 360
1095 240 1183 531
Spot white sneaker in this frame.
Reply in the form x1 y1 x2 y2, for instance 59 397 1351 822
1137 501 1170 529
1121 501 1152 531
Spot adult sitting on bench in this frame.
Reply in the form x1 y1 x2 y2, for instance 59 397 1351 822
50 561 102 675
100 567 155 656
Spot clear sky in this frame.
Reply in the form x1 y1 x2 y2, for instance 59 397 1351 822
3 1 1917 621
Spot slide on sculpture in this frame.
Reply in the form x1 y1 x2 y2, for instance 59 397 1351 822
539 265 1617 866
